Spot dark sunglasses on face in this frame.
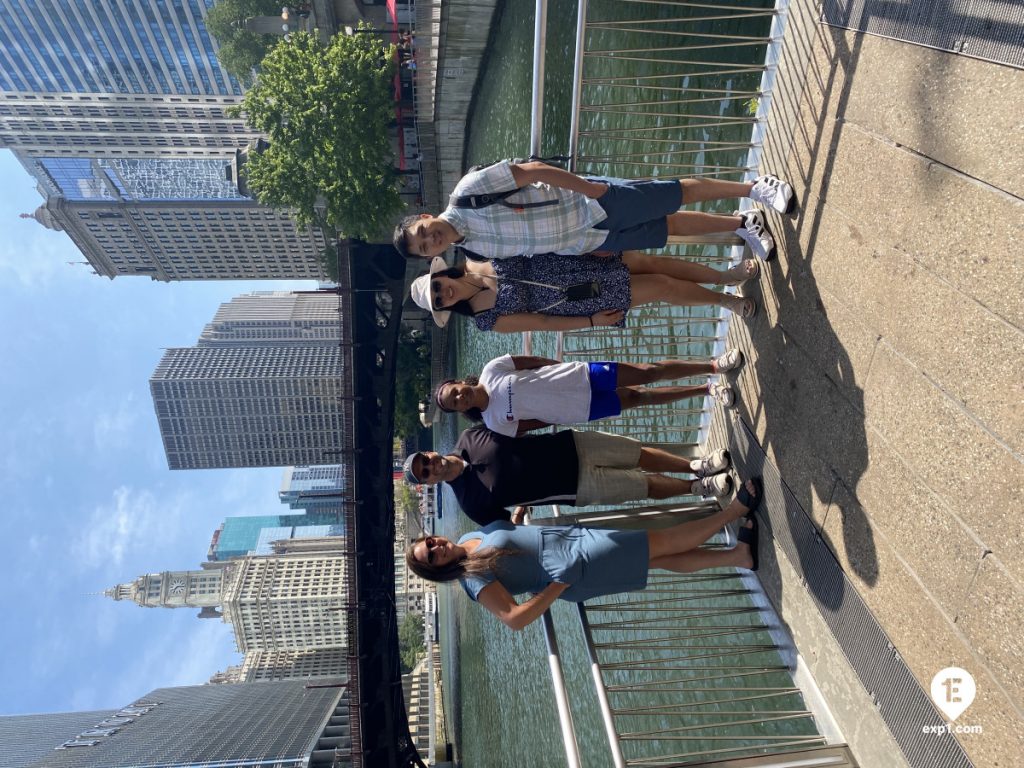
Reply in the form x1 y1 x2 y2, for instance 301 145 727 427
430 279 445 310
424 536 438 564
414 455 429 482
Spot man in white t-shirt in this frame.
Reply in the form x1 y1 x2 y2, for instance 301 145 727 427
478 355 592 436
436 352 742 437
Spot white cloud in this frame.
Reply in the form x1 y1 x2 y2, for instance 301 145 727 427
70 486 188 571
0 223 74 288
67 617 240 711
92 394 140 452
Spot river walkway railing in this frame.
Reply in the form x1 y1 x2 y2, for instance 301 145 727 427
525 1 858 766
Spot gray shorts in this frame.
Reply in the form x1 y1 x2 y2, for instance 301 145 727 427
572 430 648 506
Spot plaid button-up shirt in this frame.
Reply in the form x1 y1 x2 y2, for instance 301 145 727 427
439 161 609 258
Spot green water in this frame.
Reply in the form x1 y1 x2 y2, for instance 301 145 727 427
434 2 819 766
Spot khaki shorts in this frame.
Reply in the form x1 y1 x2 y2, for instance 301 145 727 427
572 430 648 506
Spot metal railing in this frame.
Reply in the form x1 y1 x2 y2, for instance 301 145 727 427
522 1 859 766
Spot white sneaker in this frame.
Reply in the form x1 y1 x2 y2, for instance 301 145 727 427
690 448 731 478
750 174 796 215
692 473 733 498
711 348 744 374
709 382 735 407
735 209 776 261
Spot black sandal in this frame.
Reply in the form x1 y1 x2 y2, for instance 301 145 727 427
735 476 763 518
737 518 759 571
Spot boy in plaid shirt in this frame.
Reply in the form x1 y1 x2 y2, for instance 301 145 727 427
392 160 795 262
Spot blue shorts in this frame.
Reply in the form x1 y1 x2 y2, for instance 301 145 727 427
590 176 682 252
587 361 622 421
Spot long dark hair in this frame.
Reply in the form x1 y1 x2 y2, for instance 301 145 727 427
433 265 486 317
405 535 516 583
434 376 484 422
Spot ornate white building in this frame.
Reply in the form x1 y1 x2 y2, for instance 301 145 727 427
106 539 352 681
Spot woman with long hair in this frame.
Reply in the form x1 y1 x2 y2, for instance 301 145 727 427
409 249 758 333
406 479 762 631
435 351 744 436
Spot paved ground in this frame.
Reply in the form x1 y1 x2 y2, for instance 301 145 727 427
709 2 1024 766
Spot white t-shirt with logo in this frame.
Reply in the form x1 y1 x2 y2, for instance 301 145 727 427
479 355 592 436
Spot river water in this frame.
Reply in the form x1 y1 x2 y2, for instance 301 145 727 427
432 2 818 766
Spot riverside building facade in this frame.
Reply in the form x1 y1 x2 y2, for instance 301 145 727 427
19 157 326 281
107 542 350 674
1 682 350 768
0 0 260 157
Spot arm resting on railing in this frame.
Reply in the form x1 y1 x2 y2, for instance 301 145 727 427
493 310 623 333
510 161 608 199
477 580 570 631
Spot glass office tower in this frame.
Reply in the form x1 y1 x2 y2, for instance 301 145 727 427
0 0 240 96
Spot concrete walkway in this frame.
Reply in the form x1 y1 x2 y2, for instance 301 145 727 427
710 2 1024 766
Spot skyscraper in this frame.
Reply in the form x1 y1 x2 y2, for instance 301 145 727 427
150 292 350 469
2 711 116 768
222 551 350 652
151 345 347 469
0 0 260 157
199 293 345 346
107 542 351 667
210 513 345 561
19 156 327 281
2 682 349 768
280 465 348 512
105 565 228 612
211 649 352 684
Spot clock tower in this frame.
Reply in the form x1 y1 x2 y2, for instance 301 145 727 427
105 566 230 610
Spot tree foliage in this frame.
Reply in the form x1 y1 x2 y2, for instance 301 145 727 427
395 483 419 519
393 327 431 439
399 612 426 673
205 0 282 85
230 29 404 240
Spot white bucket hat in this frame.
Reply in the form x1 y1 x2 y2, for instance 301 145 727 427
409 256 452 327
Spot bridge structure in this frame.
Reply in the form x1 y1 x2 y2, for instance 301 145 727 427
321 241 427 768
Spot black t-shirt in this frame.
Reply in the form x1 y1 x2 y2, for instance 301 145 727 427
446 426 580 526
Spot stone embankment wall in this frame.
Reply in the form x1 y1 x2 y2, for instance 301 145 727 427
412 0 503 211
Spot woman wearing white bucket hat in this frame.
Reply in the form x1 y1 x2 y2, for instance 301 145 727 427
408 249 757 333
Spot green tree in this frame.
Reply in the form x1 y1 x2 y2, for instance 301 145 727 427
393 328 431 439
395 483 419 519
229 29 404 240
205 0 283 85
399 612 426 673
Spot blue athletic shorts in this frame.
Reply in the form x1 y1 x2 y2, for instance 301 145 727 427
587 361 622 420
590 176 682 252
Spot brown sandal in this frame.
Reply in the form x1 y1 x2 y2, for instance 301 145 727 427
721 258 760 286
728 295 757 319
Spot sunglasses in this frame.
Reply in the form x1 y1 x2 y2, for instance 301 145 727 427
413 454 430 483
423 536 440 565
430 279 445 310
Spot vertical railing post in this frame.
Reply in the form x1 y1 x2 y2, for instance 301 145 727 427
529 0 549 156
567 0 589 171
542 612 583 768
577 606 626 768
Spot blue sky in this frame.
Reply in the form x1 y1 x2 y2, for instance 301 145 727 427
0 149 318 715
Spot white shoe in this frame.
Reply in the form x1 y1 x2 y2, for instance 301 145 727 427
750 174 796 215
735 209 776 261
711 348 744 374
692 473 734 498
690 448 731 478
709 383 735 407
